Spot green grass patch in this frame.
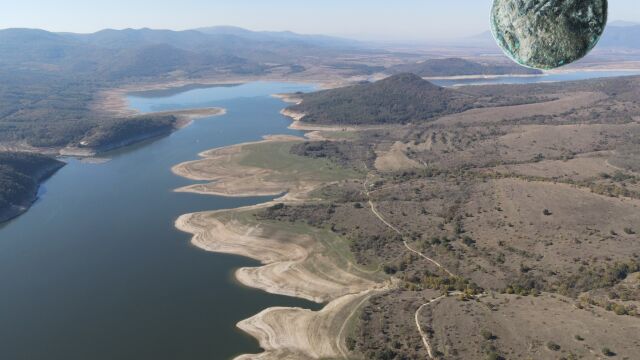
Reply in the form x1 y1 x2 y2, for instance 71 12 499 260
238 141 362 182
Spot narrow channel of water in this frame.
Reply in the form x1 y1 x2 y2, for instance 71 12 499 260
0 81 320 360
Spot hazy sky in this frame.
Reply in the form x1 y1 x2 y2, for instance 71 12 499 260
3 0 639 41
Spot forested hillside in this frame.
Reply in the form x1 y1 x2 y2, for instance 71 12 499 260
388 57 542 77
288 73 477 125
0 152 64 222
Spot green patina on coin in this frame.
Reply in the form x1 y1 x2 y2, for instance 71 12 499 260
491 0 608 69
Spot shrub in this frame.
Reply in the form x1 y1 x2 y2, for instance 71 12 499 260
574 335 584 341
270 203 285 210
345 336 356 351
375 348 397 360
481 329 496 340
383 264 398 275
463 236 476 247
623 227 636 235
612 303 628 316
547 341 561 351
601 347 616 357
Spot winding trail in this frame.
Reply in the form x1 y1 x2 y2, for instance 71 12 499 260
415 295 446 359
362 173 459 359
363 175 456 277
402 241 456 278
336 291 377 359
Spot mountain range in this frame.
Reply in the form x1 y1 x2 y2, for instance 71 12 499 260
461 23 640 51
0 26 364 80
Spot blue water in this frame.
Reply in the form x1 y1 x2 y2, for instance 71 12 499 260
431 70 640 87
0 81 319 360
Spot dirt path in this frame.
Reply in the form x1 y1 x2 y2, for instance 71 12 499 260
402 242 456 278
415 295 447 359
363 175 455 277
362 172 465 359
336 291 378 359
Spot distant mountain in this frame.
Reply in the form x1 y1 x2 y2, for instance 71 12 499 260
64 28 214 50
599 25 640 49
465 31 498 47
0 26 366 80
466 25 640 51
388 58 542 77
195 26 361 48
288 73 476 125
0 28 97 66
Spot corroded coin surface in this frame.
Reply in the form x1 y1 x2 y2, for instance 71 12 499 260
491 0 608 69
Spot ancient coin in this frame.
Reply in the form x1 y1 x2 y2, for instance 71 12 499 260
491 0 608 69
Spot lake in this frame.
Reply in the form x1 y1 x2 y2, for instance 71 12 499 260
0 82 319 360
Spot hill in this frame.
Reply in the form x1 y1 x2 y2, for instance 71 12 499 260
288 73 477 125
0 152 64 222
388 58 542 77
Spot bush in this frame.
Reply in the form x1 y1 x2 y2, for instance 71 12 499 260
383 264 398 275
601 347 616 357
481 329 496 340
612 303 628 316
269 203 285 211
345 336 356 351
547 341 561 351
375 348 397 360
463 236 476 247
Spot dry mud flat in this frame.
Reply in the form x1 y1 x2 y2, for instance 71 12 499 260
172 135 315 199
176 208 381 303
235 290 380 360
176 206 389 360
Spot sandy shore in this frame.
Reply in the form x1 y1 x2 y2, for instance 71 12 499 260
170 107 227 128
176 206 390 359
271 94 303 105
172 116 390 357
171 135 327 200
234 289 383 360
176 208 382 303
91 70 352 119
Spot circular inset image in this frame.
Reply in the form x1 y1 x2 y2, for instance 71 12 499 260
491 0 608 69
